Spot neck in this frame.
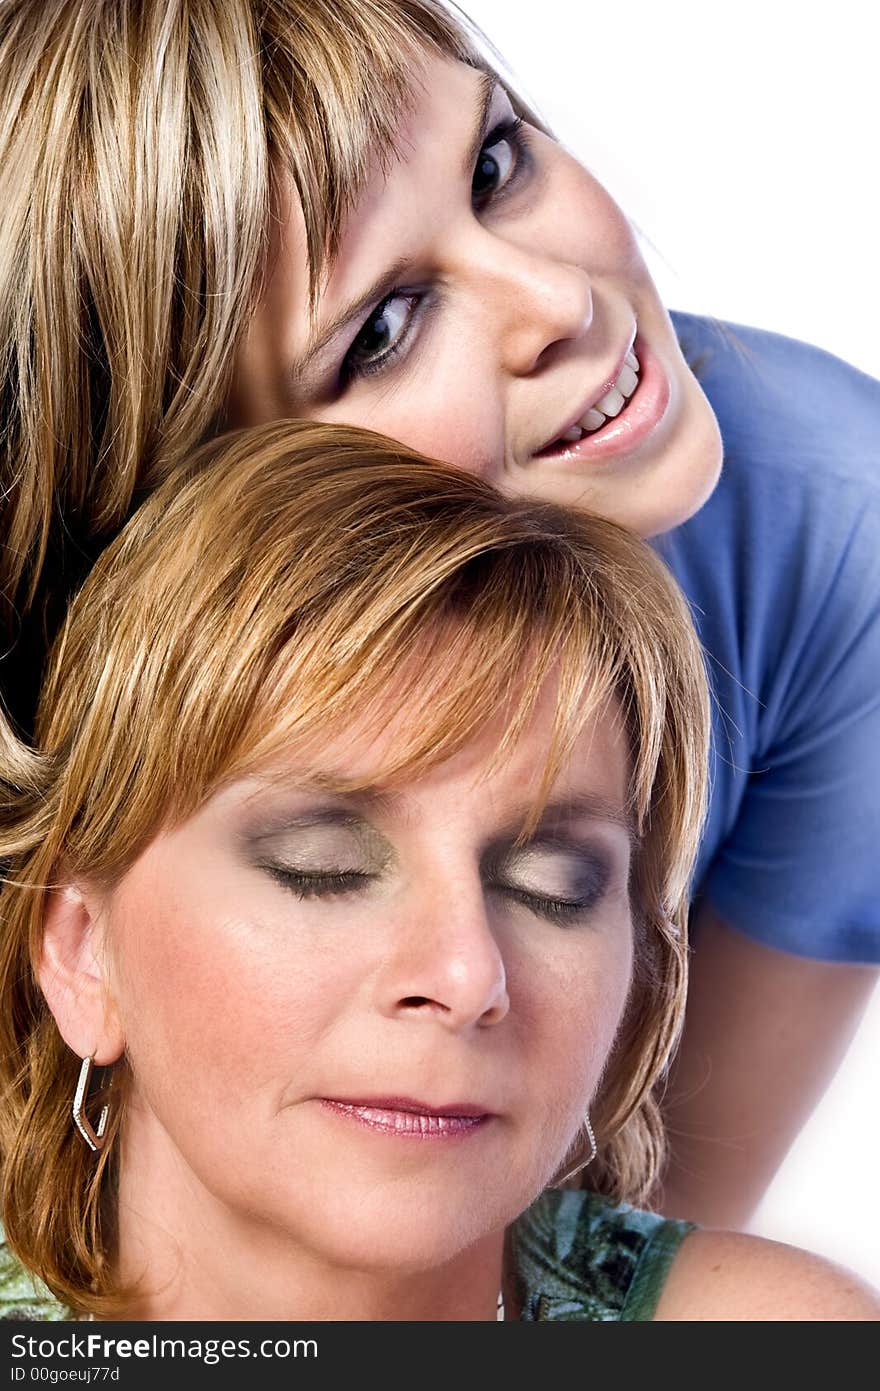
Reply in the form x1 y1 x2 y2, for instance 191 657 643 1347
113 1109 506 1321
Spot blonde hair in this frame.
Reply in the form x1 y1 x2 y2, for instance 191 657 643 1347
0 420 709 1315
0 0 508 720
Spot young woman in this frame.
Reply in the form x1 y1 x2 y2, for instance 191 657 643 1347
1 421 876 1321
1 0 878 1230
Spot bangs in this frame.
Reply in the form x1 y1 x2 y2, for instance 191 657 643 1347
259 0 486 303
36 421 698 890
206 547 631 838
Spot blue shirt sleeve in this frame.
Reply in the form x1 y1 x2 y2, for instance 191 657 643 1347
658 313 880 962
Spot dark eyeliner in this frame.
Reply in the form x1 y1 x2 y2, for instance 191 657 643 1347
483 834 611 927
338 291 424 387
472 116 529 207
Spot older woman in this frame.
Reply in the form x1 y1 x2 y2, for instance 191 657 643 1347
2 1 879 1240
0 422 875 1320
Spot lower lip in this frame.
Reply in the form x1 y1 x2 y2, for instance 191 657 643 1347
539 335 672 466
320 1099 491 1140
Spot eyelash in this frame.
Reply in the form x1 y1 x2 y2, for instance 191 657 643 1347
338 117 530 388
338 291 424 388
473 116 527 209
499 886 598 926
264 867 375 900
267 866 598 925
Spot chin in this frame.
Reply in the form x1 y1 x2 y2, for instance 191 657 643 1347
295 1192 510 1274
631 383 723 538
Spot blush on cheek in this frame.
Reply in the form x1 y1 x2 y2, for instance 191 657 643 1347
106 870 338 1152
107 906 224 1100
105 868 256 1102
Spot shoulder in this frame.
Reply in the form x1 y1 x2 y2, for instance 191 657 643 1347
661 314 880 712
654 1228 880 1321
654 317 880 961
670 310 880 497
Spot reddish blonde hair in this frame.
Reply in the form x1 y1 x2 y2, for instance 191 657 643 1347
0 421 709 1315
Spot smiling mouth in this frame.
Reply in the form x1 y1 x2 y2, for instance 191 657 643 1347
320 1097 493 1138
539 349 641 455
531 328 672 467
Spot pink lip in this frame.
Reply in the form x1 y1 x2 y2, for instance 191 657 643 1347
536 333 671 466
319 1096 493 1139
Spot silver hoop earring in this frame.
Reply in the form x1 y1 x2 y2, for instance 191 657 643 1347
72 1055 110 1152
553 1112 598 1187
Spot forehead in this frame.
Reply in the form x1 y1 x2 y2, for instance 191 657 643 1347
331 56 489 267
230 57 491 412
232 677 632 840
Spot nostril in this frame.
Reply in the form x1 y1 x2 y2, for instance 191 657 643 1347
531 335 575 376
400 995 443 1010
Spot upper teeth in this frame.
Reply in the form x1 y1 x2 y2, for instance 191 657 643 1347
558 350 640 443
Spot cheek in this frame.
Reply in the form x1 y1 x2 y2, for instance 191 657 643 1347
105 857 343 1122
535 140 648 283
317 349 506 478
517 914 634 1108
565 938 633 1087
502 915 633 1191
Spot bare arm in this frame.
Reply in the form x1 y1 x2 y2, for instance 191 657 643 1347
654 1230 880 1321
659 903 878 1230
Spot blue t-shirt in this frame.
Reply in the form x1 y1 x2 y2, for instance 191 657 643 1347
657 312 880 963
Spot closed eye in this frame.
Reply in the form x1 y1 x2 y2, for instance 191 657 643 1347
484 838 612 926
261 866 377 900
492 882 604 926
268 867 600 922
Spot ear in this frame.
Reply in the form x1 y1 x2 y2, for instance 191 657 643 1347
38 884 125 1066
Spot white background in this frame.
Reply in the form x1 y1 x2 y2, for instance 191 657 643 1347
466 0 880 1287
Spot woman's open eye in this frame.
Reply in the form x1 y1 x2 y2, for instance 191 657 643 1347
472 118 526 205
341 292 420 382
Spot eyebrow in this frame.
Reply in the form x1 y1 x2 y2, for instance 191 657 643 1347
288 72 501 389
247 784 636 846
246 796 397 839
289 256 413 385
508 795 639 849
462 72 501 181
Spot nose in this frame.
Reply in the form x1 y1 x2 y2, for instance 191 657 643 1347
464 227 593 377
376 878 510 1031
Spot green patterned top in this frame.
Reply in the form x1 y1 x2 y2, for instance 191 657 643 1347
511 1189 694 1320
0 1190 693 1321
